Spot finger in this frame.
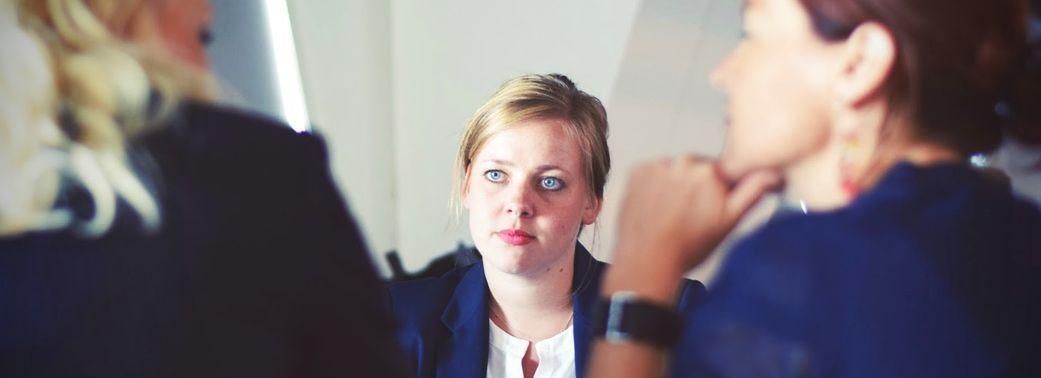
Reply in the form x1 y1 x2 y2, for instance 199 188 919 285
724 169 782 223
630 159 659 179
670 155 713 179
675 154 711 166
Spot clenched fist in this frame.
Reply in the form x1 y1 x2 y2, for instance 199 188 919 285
611 156 780 282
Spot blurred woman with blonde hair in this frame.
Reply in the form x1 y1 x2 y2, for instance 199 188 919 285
0 0 403 376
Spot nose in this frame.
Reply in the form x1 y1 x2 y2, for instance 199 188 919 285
503 183 534 218
709 50 738 91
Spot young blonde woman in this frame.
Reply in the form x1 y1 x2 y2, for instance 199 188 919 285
1 1 402 376
590 0 1041 376
390 74 706 378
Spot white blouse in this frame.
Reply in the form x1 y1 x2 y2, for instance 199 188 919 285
487 320 576 378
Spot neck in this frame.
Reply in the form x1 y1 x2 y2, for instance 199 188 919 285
783 138 848 211
784 112 963 211
485 247 575 342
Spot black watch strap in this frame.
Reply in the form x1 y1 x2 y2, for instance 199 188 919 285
592 291 682 348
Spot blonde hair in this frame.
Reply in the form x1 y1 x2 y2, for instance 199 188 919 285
0 0 214 237
0 1 67 235
451 73 611 221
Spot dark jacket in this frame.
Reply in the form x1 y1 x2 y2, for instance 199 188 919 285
0 103 404 378
389 244 706 378
673 162 1041 377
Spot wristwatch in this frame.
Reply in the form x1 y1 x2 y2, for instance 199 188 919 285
593 291 682 348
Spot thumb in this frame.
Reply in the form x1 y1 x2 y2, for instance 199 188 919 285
724 169 781 224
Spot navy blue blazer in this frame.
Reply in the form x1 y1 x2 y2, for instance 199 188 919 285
672 162 1041 377
390 244 707 378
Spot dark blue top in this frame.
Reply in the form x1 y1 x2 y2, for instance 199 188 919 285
673 162 1041 377
0 103 404 378
390 244 707 378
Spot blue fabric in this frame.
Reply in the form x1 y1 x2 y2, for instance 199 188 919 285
390 244 707 378
672 162 1041 377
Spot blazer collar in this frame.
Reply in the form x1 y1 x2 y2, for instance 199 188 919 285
437 262 491 378
437 243 606 377
571 243 605 377
439 243 600 329
441 262 489 332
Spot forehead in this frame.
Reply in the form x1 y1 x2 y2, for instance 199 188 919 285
745 0 786 11
473 119 584 169
742 0 768 13
743 0 818 36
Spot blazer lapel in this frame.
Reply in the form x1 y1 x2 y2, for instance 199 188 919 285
436 263 491 378
572 243 605 377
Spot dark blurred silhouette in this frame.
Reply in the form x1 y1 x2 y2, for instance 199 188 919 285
0 1 404 377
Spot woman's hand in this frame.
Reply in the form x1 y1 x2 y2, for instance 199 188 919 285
610 156 780 294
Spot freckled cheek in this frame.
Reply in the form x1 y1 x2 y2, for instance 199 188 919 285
465 187 501 235
534 203 585 238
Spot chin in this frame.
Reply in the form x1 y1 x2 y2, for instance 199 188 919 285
720 149 788 183
718 154 752 182
485 252 538 275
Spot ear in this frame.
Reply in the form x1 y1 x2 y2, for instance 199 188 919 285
581 195 602 225
833 22 897 108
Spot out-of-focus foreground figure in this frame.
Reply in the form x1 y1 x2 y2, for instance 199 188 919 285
0 0 403 377
590 0 1041 377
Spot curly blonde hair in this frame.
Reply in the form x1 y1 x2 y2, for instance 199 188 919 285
0 0 214 236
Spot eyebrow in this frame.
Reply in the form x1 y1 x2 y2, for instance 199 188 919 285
480 159 568 173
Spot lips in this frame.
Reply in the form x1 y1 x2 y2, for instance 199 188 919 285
497 229 534 246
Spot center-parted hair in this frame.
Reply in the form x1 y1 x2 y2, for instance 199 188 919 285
451 74 610 219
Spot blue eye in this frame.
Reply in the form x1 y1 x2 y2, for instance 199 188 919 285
484 170 505 182
540 177 563 191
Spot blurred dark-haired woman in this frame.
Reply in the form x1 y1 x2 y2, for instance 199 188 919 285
589 0 1041 376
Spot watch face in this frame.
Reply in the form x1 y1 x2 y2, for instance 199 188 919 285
596 293 681 348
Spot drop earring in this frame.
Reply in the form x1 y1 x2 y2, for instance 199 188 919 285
839 138 866 199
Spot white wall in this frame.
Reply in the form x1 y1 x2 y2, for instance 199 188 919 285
287 0 397 274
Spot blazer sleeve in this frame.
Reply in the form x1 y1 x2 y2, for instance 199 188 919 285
388 283 425 376
291 132 408 378
667 226 815 378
